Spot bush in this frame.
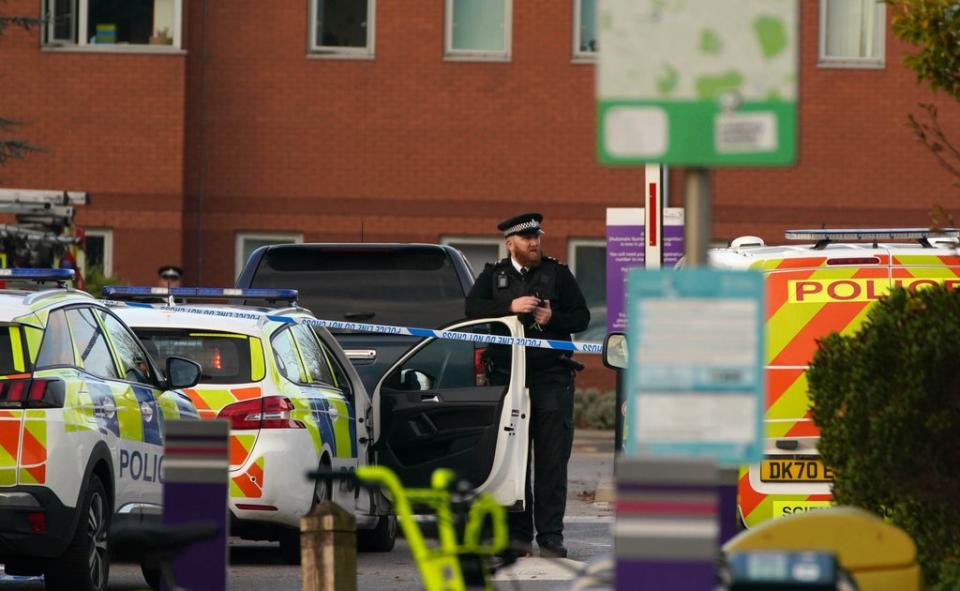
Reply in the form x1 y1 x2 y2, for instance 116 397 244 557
82 265 125 296
574 388 615 430
808 286 960 588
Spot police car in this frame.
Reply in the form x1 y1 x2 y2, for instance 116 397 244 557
709 228 960 528
107 286 537 559
0 269 200 591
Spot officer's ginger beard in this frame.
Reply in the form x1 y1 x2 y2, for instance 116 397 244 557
506 234 543 269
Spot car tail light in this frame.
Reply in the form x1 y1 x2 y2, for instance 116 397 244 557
0 379 65 408
217 396 305 430
27 512 46 533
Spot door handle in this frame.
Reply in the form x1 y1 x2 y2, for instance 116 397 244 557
420 394 440 403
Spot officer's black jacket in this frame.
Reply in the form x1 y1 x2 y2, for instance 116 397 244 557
465 256 590 377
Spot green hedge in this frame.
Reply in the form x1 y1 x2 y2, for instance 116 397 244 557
808 286 960 589
574 388 615 430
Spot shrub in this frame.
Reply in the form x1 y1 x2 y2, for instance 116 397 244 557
808 286 960 588
82 265 125 296
574 388 615 430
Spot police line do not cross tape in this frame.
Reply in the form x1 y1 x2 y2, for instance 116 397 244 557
113 302 605 354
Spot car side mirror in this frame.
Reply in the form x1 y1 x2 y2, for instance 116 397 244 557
602 332 628 370
166 356 202 389
400 369 434 391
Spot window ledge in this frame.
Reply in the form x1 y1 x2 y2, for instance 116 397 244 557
42 45 186 56
307 51 375 61
816 58 885 70
443 52 511 63
571 55 597 65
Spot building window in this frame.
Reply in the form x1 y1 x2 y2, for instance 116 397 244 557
235 232 303 278
573 0 597 60
445 0 511 60
84 228 113 277
442 237 506 277
43 0 183 50
309 0 375 57
568 240 606 342
819 0 885 68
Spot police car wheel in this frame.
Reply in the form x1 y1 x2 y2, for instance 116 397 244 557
357 514 397 553
46 475 110 591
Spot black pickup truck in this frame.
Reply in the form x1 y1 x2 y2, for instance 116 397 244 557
235 243 476 393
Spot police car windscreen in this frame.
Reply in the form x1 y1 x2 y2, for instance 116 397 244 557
0 326 25 375
134 330 253 385
251 247 466 330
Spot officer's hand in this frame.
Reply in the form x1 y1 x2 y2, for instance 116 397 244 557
511 296 541 314
533 300 552 325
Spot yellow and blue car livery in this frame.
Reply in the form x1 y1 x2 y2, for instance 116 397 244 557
0 269 200 591
108 290 365 543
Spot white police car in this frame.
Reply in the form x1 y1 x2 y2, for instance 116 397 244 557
0 270 200 591
106 286 537 559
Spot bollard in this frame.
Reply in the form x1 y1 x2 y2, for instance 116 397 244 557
162 419 229 591
615 456 718 590
300 501 357 591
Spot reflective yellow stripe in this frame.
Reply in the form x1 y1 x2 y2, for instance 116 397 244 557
249 338 265 382
8 327 24 372
22 326 42 362
330 398 352 457
116 388 144 441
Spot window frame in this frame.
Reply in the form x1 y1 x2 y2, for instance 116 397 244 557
571 0 597 62
84 227 114 277
235 231 304 279
440 236 507 275
270 326 310 386
96 307 158 386
307 0 376 59
444 0 512 62
63 306 121 380
42 0 184 52
817 0 886 69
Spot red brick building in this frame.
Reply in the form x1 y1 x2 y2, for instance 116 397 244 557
2 0 959 377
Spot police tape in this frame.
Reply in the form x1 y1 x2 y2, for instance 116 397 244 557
111 301 606 354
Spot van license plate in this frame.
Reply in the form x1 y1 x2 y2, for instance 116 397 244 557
760 459 833 482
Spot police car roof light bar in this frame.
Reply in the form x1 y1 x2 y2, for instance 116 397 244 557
786 228 960 250
102 286 299 304
0 268 76 282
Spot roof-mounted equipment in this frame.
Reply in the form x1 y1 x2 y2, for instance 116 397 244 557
102 286 299 307
785 228 960 250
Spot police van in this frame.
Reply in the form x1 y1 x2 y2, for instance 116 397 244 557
107 287 533 561
0 270 200 591
710 228 960 528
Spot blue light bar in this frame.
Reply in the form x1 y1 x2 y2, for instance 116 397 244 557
102 286 298 302
786 228 960 241
0 268 75 281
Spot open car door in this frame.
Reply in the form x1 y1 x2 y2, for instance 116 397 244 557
371 316 529 509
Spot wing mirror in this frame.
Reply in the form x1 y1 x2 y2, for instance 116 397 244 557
602 332 628 370
166 356 202 389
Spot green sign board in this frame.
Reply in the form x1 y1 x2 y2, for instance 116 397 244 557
597 0 798 167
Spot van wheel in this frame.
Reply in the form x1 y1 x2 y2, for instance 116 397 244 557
358 514 397 553
45 475 110 591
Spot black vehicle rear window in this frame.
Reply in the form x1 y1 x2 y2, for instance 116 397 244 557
251 247 466 329
135 330 253 385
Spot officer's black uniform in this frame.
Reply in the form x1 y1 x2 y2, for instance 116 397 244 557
464 213 589 558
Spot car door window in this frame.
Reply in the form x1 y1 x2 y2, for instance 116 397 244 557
65 308 119 379
291 324 336 386
36 309 76 369
271 327 307 384
385 322 512 391
97 310 155 385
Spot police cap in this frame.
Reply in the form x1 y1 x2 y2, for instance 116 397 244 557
498 213 545 238
158 265 183 280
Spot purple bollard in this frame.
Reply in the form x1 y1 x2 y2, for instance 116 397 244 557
162 420 230 591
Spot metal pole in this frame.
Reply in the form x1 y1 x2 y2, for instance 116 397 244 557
683 168 712 266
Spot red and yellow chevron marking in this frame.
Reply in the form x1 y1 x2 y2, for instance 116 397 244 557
0 414 20 486
19 412 46 485
184 386 262 421
229 434 256 469
230 457 264 499
738 469 832 528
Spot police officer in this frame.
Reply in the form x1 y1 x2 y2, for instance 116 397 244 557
465 212 589 559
